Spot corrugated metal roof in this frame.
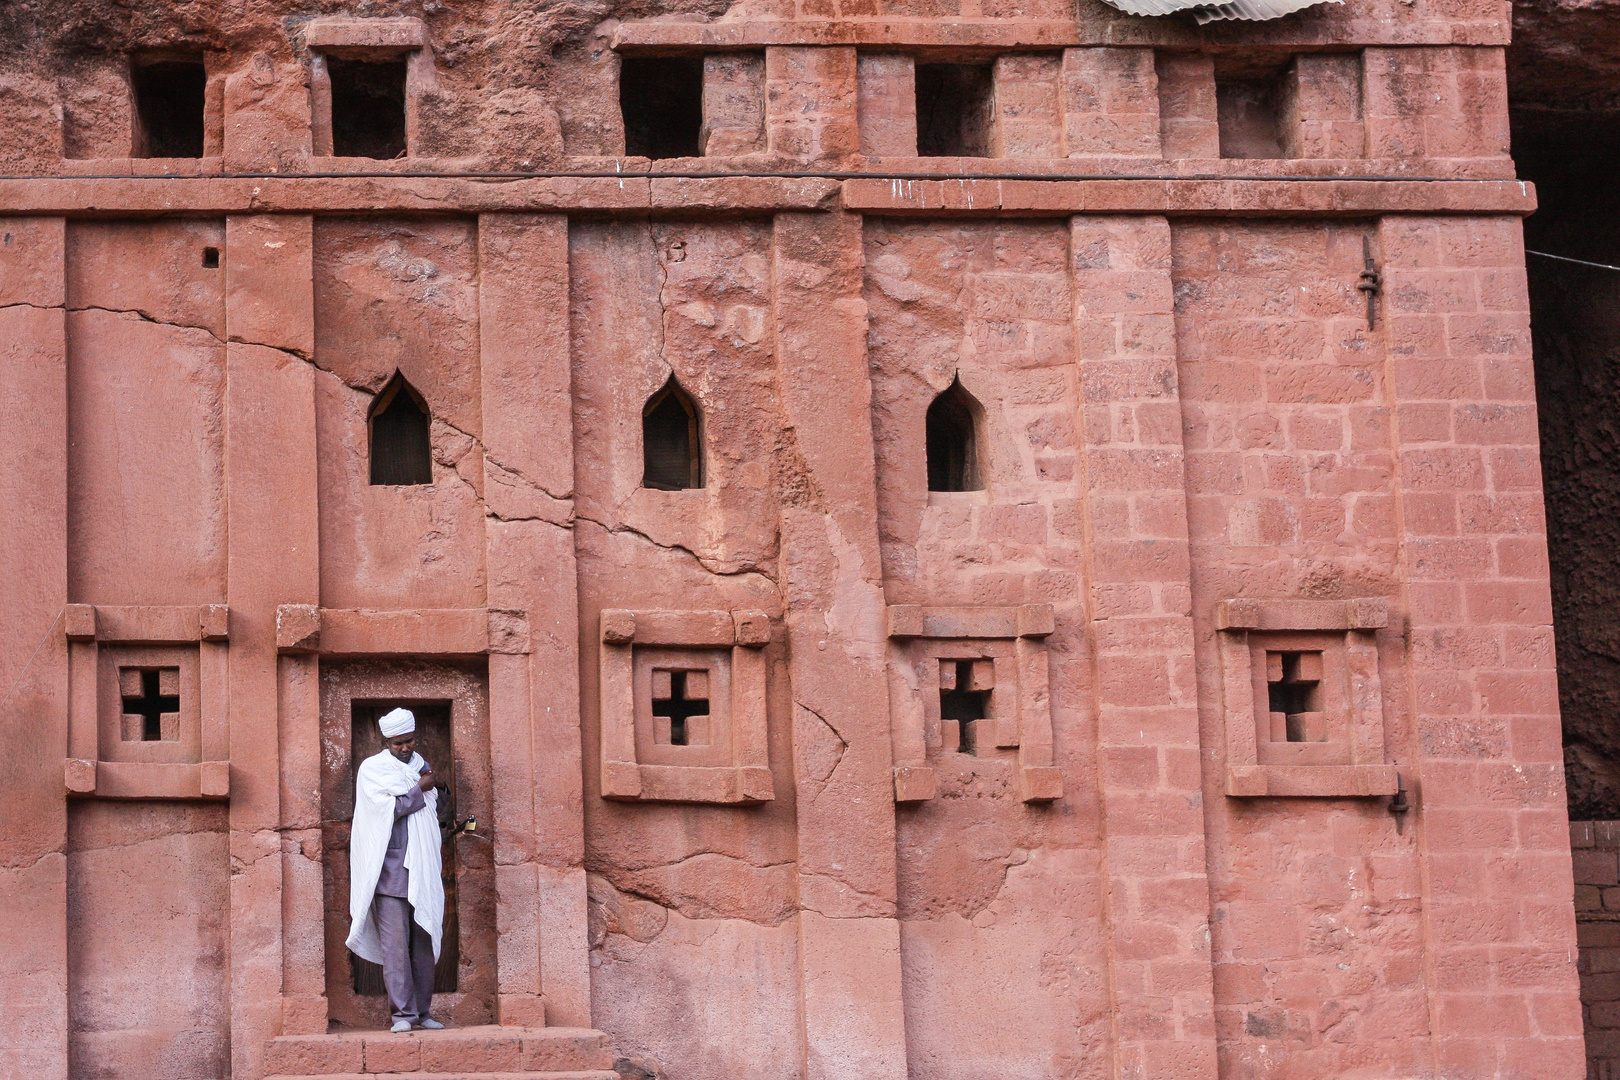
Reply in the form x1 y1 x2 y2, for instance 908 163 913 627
1094 0 1340 21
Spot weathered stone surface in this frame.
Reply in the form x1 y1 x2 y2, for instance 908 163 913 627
0 3 1596 1080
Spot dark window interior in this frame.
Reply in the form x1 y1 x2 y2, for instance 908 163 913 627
329 57 408 159
620 57 705 159
939 660 990 754
1267 651 1324 742
370 375 433 486
134 60 207 159
121 668 180 742
642 379 703 490
916 63 994 158
926 380 981 492
652 670 709 747
1216 74 1283 160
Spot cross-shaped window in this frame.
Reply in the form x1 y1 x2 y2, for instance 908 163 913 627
939 659 992 754
651 669 709 747
120 667 180 742
1266 650 1325 742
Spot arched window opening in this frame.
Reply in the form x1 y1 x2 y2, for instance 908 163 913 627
642 378 703 490
926 378 982 492
369 374 433 486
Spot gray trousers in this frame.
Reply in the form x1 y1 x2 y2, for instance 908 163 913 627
373 894 436 1025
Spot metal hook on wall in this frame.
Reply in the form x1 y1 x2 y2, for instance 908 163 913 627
1358 235 1382 331
1389 772 1410 834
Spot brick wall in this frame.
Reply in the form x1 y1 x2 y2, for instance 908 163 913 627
1573 821 1620 1079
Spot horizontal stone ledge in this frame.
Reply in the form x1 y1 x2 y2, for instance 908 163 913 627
67 760 231 800
64 603 230 643
0 175 842 215
0 175 1535 217
1225 763 1400 798
276 606 532 656
611 16 1510 50
843 177 1537 217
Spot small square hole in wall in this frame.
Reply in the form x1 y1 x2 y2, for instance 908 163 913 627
620 57 705 159
201 246 220 268
1216 71 1283 159
133 59 207 158
916 63 994 157
329 57 408 159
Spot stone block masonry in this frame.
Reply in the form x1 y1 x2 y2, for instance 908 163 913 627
1572 822 1620 1080
0 1 1588 1078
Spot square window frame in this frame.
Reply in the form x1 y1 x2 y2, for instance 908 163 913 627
885 603 1062 804
64 603 231 799
598 608 773 804
636 647 732 767
1216 597 1398 798
102 648 199 761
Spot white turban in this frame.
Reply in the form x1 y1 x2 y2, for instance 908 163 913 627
378 708 416 739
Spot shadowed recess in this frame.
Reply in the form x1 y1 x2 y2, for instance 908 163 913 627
369 374 432 486
916 64 994 158
133 59 206 158
926 378 981 492
642 377 703 490
330 57 408 159
620 57 704 159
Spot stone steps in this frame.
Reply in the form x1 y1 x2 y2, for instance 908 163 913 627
263 1026 616 1079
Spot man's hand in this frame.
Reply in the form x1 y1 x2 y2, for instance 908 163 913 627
418 767 435 792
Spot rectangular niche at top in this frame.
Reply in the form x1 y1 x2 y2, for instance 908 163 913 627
305 17 438 160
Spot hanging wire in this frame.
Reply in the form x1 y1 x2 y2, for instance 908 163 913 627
1527 249 1620 273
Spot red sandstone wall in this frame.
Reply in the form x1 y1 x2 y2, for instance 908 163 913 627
67 802 230 1080
866 219 1112 1077
4 214 1587 1080
0 4 1591 1079
313 217 487 611
1175 220 1430 1077
66 219 228 607
569 221 806 1079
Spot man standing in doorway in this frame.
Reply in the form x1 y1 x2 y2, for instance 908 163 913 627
347 707 447 1032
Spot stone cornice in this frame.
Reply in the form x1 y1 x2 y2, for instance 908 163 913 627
0 173 1535 217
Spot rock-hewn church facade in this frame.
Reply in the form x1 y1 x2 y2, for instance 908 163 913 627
0 0 1586 1077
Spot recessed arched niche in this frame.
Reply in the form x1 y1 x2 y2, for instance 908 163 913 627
368 373 432 486
641 377 704 491
925 377 983 493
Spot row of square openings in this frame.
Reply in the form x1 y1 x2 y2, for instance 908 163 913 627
621 57 1315 160
102 55 407 159
621 57 999 159
367 373 984 493
123 52 1314 163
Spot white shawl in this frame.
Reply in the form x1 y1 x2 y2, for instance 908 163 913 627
346 749 445 964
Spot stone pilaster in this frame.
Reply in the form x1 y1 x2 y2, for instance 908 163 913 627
1070 215 1219 1080
0 217 69 1080
774 210 908 1080
225 214 319 1070
478 213 592 1028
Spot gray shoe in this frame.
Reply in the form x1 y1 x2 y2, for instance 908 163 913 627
390 1019 412 1033
416 1018 444 1030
